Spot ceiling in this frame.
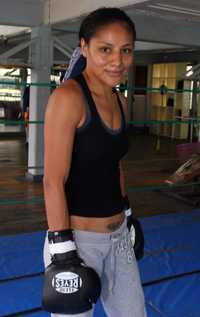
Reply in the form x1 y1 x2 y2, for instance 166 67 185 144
131 0 200 23
0 0 200 67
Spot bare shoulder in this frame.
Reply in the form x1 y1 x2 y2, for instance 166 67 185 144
45 79 84 126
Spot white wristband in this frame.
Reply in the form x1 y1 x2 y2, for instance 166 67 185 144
49 240 76 256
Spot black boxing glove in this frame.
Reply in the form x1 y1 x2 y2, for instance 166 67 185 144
123 195 145 260
42 229 101 314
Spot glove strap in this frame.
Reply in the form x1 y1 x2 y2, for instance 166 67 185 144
48 229 76 256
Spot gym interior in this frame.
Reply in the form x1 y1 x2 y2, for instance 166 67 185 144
1 1 200 316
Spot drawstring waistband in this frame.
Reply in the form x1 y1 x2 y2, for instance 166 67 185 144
74 217 127 243
109 233 121 293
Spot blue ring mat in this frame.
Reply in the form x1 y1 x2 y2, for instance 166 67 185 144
1 210 200 317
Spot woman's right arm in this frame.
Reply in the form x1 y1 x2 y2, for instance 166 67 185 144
43 83 83 231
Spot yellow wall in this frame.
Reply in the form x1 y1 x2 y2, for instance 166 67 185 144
150 63 190 139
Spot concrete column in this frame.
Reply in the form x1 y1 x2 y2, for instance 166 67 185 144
27 24 52 181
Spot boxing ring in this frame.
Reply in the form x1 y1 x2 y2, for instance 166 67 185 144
1 78 200 316
1 209 200 317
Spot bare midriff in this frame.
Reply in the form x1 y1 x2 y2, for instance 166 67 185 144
70 211 125 233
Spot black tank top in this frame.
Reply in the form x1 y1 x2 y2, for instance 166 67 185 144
65 74 129 217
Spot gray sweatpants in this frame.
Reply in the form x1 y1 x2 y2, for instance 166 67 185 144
43 218 147 317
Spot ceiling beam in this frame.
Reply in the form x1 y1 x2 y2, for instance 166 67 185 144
53 38 73 55
44 0 149 24
131 13 200 48
135 49 200 65
47 2 200 48
54 43 72 59
0 0 43 26
0 41 31 59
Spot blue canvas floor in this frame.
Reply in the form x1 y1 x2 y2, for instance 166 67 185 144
1 210 200 317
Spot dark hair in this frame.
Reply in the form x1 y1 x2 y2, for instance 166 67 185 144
79 7 136 43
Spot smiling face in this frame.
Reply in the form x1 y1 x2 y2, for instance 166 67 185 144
80 22 134 87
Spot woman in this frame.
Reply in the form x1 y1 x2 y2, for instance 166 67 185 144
43 7 147 317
